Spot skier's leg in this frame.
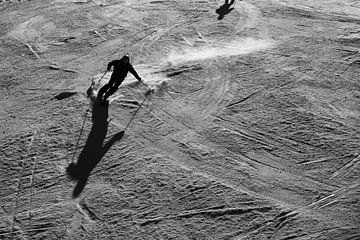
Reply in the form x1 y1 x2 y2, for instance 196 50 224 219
100 74 117 97
103 85 119 100
98 83 111 99
103 78 123 100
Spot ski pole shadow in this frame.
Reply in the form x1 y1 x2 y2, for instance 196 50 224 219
215 0 237 20
66 97 124 198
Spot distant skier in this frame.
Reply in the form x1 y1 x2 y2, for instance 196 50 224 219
216 0 236 20
98 54 142 104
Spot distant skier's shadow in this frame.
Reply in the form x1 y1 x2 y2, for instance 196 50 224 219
66 97 124 198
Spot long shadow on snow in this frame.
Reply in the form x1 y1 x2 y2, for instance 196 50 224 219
66 97 124 198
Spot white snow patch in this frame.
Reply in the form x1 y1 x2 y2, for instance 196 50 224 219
167 38 275 65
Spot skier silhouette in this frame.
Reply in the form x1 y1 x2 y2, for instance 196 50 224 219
216 0 236 20
98 55 142 104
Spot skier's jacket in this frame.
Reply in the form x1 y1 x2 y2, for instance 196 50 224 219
107 60 141 83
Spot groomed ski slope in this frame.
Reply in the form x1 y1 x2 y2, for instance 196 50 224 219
1 0 360 239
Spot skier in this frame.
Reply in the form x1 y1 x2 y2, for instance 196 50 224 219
215 0 236 20
98 54 142 104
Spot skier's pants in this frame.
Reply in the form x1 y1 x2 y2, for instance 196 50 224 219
98 76 125 100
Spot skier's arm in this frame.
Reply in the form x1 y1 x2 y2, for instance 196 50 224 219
107 61 115 71
129 64 142 81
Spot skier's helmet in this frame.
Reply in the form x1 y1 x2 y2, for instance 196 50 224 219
121 54 130 63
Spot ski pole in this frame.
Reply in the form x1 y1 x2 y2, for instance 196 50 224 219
123 95 148 132
98 70 108 84
140 80 152 91
139 80 154 95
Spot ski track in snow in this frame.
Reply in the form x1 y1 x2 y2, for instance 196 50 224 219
2 0 360 239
